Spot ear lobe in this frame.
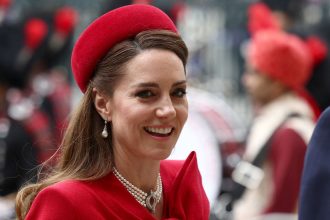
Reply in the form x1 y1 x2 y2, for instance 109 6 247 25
93 88 111 121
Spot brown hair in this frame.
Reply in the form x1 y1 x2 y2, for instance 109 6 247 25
15 29 188 219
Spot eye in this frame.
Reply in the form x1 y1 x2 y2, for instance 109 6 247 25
135 90 155 99
171 88 187 98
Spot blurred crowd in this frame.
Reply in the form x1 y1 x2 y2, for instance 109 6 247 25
1 0 330 219
0 0 77 218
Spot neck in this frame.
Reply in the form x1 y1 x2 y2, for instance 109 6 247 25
113 150 160 191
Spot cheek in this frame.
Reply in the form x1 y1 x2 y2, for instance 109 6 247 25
245 74 265 92
242 73 256 90
177 101 189 124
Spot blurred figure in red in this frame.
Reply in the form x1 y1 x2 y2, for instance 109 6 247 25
248 0 330 114
231 30 316 219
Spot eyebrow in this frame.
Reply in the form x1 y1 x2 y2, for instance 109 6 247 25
132 80 187 88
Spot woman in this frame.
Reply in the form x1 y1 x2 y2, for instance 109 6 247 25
16 4 209 220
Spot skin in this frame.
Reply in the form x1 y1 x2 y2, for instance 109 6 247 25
242 63 288 112
94 48 188 219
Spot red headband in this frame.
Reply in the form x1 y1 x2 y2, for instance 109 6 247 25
71 4 177 92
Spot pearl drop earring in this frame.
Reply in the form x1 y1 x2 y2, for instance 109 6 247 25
102 120 108 138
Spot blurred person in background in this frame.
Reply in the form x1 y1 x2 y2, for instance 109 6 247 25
0 17 39 220
231 30 316 219
16 5 209 220
249 0 330 113
20 6 78 146
0 4 77 219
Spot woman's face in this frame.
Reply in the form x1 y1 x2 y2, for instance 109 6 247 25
108 49 188 161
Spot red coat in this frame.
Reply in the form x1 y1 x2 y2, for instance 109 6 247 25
26 152 210 220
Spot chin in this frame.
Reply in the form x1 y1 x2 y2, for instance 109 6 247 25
153 147 175 160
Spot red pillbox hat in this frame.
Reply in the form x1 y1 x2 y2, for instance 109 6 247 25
247 30 313 90
71 4 177 92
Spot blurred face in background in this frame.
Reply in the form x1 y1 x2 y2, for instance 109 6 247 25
242 64 288 109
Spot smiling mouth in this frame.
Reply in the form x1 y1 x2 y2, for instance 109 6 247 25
144 127 174 137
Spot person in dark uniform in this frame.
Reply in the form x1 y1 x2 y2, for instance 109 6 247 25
21 6 78 145
0 9 66 218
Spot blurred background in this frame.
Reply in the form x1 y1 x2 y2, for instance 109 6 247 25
1 0 330 219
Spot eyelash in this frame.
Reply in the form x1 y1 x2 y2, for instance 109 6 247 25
135 90 154 98
135 88 187 99
171 88 187 98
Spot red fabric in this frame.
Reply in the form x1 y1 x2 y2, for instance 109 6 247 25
248 30 313 90
296 88 321 120
264 127 307 213
54 6 79 36
305 36 328 66
0 0 11 9
25 152 210 220
247 2 280 36
71 4 177 93
163 152 210 219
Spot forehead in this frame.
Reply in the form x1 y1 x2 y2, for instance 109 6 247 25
120 49 186 84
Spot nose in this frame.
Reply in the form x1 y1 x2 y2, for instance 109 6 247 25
156 97 176 119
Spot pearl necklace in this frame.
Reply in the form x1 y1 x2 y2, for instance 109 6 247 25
113 167 162 213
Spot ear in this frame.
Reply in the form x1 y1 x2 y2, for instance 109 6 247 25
93 88 111 121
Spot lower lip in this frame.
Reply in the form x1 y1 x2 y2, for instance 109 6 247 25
149 135 172 141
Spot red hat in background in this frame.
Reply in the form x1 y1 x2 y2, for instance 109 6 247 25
247 2 280 36
54 6 78 37
24 18 48 50
49 6 78 53
247 30 313 90
71 4 177 92
16 18 48 69
0 0 11 9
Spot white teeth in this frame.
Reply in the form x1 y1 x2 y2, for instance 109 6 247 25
145 127 172 134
